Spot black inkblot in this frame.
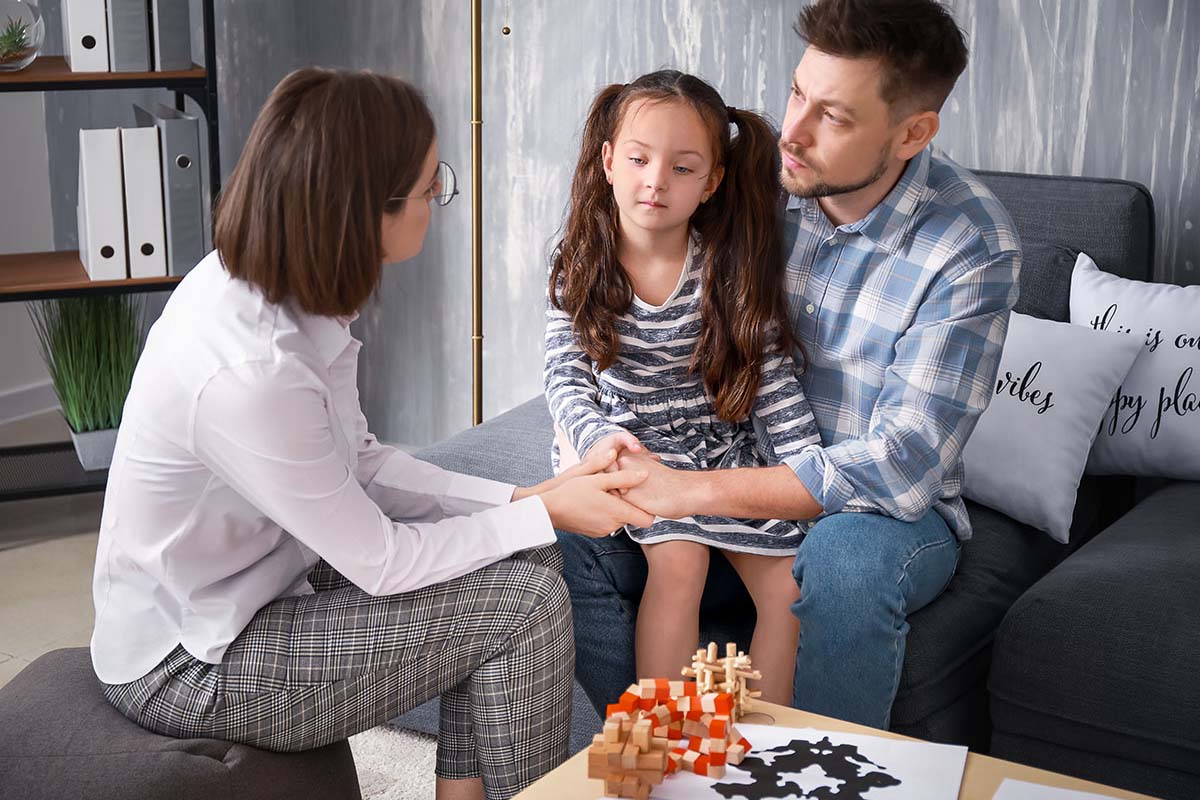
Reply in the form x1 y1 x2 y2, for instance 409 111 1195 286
711 737 902 799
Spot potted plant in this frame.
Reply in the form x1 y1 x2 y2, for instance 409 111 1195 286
27 294 145 471
0 2 45 72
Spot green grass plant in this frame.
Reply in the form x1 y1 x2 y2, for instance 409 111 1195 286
27 294 145 434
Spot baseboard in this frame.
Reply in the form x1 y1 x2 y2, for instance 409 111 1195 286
0 380 59 426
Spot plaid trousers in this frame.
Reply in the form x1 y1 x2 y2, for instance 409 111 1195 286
102 545 574 800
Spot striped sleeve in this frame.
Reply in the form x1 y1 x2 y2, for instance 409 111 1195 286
543 295 626 458
751 342 821 462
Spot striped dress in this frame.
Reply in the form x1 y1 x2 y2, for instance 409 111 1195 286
544 235 821 555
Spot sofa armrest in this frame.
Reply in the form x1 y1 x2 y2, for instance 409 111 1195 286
990 481 1200 774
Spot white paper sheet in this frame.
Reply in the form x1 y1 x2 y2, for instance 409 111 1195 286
595 723 968 800
992 778 1125 800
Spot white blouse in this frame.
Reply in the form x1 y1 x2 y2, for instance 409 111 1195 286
91 251 554 684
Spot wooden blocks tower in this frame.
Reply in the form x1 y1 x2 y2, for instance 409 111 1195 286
680 641 762 721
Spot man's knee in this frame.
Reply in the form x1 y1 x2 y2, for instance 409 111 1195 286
793 514 907 605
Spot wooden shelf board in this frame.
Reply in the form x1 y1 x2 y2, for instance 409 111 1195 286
0 55 205 89
0 251 180 297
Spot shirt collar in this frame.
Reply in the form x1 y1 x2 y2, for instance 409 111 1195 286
785 146 931 253
294 308 357 368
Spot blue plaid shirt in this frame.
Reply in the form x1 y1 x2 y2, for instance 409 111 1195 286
782 148 1021 540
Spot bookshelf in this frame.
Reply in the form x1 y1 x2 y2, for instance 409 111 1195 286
0 0 219 500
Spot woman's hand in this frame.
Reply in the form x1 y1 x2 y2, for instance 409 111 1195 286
512 448 656 536
539 469 655 537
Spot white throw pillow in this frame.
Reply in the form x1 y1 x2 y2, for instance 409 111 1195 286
1069 252 1200 479
962 312 1142 542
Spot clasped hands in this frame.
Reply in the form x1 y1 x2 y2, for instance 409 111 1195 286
512 430 692 538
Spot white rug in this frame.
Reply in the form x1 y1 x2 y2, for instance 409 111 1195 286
349 726 438 799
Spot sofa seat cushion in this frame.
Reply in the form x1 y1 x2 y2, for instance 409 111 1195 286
0 648 362 800
989 481 1200 799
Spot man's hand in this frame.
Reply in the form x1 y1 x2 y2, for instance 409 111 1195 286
613 451 699 520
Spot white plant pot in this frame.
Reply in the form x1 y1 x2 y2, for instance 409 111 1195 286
69 427 118 471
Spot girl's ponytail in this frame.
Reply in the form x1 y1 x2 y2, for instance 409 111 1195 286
549 83 630 371
694 106 798 421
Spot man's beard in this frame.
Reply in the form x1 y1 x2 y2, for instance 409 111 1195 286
781 147 890 199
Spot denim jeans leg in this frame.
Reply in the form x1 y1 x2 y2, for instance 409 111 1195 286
556 530 647 717
790 510 959 730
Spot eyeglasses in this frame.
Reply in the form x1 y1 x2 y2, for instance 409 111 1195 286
388 161 460 207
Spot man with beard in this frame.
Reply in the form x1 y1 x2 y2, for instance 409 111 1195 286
560 0 1021 730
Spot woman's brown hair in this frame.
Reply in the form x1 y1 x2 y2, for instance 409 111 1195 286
214 67 435 317
549 70 797 422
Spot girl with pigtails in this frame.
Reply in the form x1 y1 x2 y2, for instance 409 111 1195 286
545 70 821 703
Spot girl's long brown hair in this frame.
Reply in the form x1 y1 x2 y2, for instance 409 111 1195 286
549 70 798 422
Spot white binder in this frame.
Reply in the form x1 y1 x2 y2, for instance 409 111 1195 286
61 0 110 73
120 127 168 278
106 0 151 72
151 0 193 71
133 103 205 276
77 129 128 281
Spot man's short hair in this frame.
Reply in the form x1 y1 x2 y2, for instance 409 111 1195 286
794 0 968 116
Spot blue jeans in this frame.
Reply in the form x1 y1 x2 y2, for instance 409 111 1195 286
557 510 958 730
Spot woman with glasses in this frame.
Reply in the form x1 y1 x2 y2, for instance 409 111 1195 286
89 68 653 800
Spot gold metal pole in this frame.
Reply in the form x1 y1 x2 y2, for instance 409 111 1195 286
470 0 484 425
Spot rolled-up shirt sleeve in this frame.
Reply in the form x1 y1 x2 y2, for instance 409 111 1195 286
784 249 1020 522
192 360 555 596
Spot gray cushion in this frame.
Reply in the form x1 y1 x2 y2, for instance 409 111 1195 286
989 481 1200 800
0 648 362 800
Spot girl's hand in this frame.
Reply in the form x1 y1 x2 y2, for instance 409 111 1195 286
584 430 647 473
512 447 622 501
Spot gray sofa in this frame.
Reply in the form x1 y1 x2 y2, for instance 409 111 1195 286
398 169 1200 799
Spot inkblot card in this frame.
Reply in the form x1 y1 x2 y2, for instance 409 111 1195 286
637 724 967 800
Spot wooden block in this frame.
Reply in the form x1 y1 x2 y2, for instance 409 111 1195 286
593 733 606 746
588 745 607 777
709 715 729 738
606 742 624 768
622 742 639 771
694 754 711 776
621 774 639 796
635 782 651 800
710 751 727 766
604 775 622 796
632 720 651 751
708 763 726 780
650 736 670 752
603 722 620 743
710 736 727 753
636 768 665 785
727 742 746 765
637 750 666 770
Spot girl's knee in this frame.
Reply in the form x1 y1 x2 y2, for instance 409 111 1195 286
742 555 801 610
643 540 709 584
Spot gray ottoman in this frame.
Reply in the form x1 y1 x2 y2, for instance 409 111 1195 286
0 648 362 800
